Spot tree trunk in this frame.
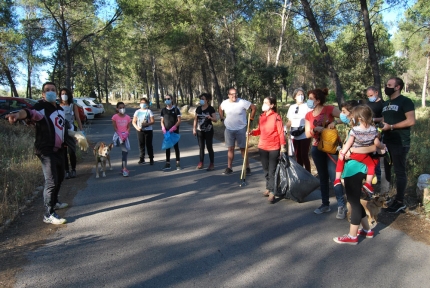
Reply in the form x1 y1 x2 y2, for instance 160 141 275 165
360 0 382 96
201 63 210 93
26 57 32 98
188 71 194 107
422 52 429 108
91 48 102 102
202 41 223 108
275 0 291 67
3 63 19 97
151 55 160 108
300 0 344 106
104 59 109 103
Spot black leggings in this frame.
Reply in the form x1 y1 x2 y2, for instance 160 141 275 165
166 143 180 162
197 130 214 163
137 130 154 160
259 149 280 193
344 172 367 225
292 138 311 172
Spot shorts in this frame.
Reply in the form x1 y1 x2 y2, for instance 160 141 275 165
224 126 247 148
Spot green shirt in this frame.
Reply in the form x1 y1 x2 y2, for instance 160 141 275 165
342 160 367 178
382 95 415 146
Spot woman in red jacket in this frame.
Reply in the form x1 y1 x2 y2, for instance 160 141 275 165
250 96 287 204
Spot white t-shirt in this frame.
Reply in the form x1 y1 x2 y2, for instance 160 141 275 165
286 103 311 140
133 109 154 131
220 98 252 130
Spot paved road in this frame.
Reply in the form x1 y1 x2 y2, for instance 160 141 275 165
15 111 430 287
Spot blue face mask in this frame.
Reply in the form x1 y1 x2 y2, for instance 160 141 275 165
339 113 350 124
306 99 315 109
165 99 171 105
45 91 57 103
199 99 205 105
140 103 148 109
368 96 377 102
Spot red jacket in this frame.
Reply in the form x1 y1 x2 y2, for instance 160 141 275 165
252 110 286 151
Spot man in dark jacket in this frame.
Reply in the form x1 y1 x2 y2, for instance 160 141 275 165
6 82 68 224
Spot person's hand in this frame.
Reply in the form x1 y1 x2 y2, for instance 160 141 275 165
193 128 196 136
327 122 336 129
169 126 177 133
339 151 345 161
162 127 166 134
280 145 287 153
5 112 19 124
313 126 324 133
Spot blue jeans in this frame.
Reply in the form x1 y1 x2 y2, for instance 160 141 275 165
37 150 65 216
384 143 409 202
311 146 345 207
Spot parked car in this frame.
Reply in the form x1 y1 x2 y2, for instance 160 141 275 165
74 103 87 124
81 97 105 115
73 99 95 120
0 96 38 115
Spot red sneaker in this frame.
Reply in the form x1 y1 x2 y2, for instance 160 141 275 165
333 179 341 187
196 162 204 169
333 234 358 245
363 182 374 194
357 229 374 238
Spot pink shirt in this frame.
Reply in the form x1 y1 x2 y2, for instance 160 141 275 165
112 114 131 134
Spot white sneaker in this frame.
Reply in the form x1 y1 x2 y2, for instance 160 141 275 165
54 202 68 210
336 206 346 219
43 213 67 224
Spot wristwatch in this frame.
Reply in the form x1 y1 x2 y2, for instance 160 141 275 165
390 125 393 130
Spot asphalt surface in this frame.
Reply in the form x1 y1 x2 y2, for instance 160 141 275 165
15 110 430 288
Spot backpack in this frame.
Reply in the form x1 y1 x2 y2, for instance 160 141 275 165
317 108 340 154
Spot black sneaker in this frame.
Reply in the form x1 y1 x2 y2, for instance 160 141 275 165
246 167 251 175
65 171 70 179
162 163 171 170
71 170 76 178
386 201 406 213
150 159 154 165
138 159 145 165
223 167 233 175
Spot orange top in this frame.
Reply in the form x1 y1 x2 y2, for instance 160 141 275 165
252 110 286 151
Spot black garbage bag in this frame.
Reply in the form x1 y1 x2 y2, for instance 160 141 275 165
274 153 320 203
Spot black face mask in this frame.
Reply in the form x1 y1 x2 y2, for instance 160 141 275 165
384 87 395 96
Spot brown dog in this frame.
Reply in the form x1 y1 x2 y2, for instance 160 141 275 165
347 194 389 229
93 142 114 178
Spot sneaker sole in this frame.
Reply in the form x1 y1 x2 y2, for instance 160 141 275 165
333 237 358 245
314 208 331 214
388 205 406 213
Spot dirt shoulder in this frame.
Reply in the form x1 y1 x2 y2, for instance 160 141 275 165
0 111 429 287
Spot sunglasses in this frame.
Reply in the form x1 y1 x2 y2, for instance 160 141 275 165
295 106 299 114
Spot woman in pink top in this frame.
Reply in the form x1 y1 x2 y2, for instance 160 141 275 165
112 102 131 177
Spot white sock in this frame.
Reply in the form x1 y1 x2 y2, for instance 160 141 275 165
348 234 357 239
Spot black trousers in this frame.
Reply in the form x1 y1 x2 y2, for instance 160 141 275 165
197 129 214 163
259 149 280 193
137 130 154 160
344 172 367 225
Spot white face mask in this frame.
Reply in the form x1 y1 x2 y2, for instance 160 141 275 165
296 95 304 103
61 95 68 101
119 108 126 114
262 103 270 112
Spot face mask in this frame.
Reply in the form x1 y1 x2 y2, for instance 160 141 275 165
199 99 205 105
119 108 125 114
384 87 395 96
306 99 315 109
61 95 68 101
296 95 304 103
45 91 57 103
368 96 377 102
140 103 147 109
262 103 270 112
165 100 172 105
339 113 350 124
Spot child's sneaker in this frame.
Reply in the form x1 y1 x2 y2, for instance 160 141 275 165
357 229 374 238
333 234 358 245
333 179 341 187
363 182 374 194
122 169 129 177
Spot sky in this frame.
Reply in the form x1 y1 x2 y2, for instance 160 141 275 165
1 0 415 94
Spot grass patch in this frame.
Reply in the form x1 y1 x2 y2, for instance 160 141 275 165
0 121 44 225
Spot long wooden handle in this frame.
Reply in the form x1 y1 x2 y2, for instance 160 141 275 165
240 113 251 181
